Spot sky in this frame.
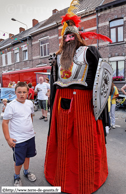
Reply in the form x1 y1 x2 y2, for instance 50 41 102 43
0 0 71 39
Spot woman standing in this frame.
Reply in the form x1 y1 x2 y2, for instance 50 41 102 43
110 82 119 128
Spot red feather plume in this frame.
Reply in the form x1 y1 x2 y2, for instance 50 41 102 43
61 14 81 27
80 32 112 43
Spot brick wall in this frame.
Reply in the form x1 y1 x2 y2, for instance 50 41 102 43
98 4 126 57
32 27 59 67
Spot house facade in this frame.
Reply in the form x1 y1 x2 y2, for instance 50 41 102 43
96 0 126 89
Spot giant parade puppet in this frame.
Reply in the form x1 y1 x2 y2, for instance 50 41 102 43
44 1 113 193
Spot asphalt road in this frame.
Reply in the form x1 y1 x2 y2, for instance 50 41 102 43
0 103 126 194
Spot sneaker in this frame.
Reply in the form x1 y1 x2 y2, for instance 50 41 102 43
112 125 115 129
14 177 22 186
24 172 36 182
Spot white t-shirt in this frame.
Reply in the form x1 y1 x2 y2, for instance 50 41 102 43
35 82 50 100
3 99 35 144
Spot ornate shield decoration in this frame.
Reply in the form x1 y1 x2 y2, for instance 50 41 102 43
93 58 113 121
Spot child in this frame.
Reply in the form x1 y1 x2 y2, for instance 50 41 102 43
28 83 35 101
1 98 7 118
2 82 37 186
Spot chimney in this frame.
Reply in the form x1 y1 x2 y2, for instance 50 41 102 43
32 19 38 27
9 33 14 38
52 9 58 15
19 27 25 33
0 39 4 42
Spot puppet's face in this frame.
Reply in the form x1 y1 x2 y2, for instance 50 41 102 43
60 33 77 70
64 33 75 43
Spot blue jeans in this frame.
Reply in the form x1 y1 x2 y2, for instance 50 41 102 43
110 104 116 126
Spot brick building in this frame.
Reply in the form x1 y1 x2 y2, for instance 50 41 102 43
96 0 126 89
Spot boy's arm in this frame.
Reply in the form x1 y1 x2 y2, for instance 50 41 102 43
2 119 16 148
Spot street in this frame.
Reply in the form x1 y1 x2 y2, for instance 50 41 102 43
0 103 126 194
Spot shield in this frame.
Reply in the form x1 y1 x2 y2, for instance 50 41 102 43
93 58 113 121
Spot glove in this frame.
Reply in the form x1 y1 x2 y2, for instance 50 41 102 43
48 53 57 66
105 126 109 134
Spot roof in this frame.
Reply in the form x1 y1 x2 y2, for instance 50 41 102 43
0 20 46 49
39 8 68 28
76 0 104 14
102 0 116 5
96 0 126 11
39 0 105 28
0 0 107 49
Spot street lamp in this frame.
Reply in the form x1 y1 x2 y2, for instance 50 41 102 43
11 18 28 30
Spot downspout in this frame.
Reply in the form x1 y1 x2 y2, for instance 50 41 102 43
56 22 60 51
96 11 99 50
96 0 105 50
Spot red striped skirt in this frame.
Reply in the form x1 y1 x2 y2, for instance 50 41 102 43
44 88 108 194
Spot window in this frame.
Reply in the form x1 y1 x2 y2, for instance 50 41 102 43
14 50 19 62
22 46 28 61
23 50 28 60
40 37 49 57
111 61 124 77
110 18 124 43
15 52 19 62
7 52 12 65
2 54 6 66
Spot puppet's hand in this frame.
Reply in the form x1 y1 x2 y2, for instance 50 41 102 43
49 53 57 66
105 126 109 134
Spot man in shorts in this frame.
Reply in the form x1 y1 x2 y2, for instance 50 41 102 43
35 77 50 121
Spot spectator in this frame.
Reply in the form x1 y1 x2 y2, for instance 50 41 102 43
35 77 50 121
2 82 36 186
28 83 35 101
45 77 49 83
121 84 126 95
1 98 7 118
45 78 50 112
110 82 119 129
12 81 16 88
8 81 13 88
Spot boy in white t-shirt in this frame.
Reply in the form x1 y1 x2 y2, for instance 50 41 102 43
2 82 37 186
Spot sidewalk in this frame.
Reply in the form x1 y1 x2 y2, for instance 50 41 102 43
115 107 126 119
